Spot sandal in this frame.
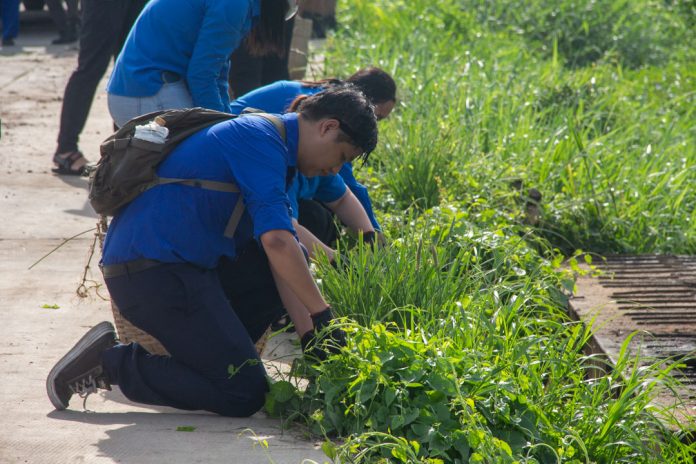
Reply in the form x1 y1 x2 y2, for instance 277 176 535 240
52 151 88 176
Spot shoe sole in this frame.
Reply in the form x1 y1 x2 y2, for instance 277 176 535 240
46 321 116 410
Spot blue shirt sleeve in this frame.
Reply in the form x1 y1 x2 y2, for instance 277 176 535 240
286 176 301 220
212 117 295 238
339 163 381 231
314 175 347 204
187 1 250 112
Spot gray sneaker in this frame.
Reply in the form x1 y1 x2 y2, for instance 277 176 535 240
46 321 118 410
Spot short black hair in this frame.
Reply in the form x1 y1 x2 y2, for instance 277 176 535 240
346 67 397 105
297 86 378 160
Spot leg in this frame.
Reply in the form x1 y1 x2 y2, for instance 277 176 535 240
217 242 285 342
54 0 121 157
259 17 293 85
54 0 145 156
46 0 69 38
298 199 340 247
1 0 20 42
228 43 263 99
65 0 80 22
117 0 148 53
103 263 268 417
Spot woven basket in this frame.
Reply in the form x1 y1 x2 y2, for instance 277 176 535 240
98 219 270 357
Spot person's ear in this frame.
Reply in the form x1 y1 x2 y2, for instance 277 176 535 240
319 118 340 136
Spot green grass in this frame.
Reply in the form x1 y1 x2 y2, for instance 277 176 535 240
264 0 696 462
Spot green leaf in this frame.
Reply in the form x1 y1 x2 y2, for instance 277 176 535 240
321 440 336 460
270 380 297 403
175 426 196 432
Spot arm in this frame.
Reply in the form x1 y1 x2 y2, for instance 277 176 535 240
339 163 381 231
325 189 375 235
293 218 335 262
270 273 313 336
260 230 329 330
187 4 249 111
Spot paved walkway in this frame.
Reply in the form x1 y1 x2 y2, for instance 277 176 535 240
0 17 326 464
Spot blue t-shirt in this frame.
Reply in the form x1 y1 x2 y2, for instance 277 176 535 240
287 174 346 220
231 80 381 230
230 80 323 115
107 0 259 112
102 113 298 269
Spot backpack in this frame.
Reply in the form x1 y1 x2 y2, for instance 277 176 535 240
89 107 285 238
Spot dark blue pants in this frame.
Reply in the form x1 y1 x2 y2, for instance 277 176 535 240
102 263 268 417
1 0 20 40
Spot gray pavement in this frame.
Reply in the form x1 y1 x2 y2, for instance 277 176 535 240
0 20 328 464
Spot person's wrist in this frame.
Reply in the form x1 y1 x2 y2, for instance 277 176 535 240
310 306 332 319
311 306 333 329
362 231 376 245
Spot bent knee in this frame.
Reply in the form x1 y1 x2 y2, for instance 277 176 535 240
218 366 268 417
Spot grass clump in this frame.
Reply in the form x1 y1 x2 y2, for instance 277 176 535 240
263 0 696 461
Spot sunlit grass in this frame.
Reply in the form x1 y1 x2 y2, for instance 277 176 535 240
266 1 696 461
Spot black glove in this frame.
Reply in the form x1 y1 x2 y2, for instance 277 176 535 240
300 307 347 360
361 231 376 246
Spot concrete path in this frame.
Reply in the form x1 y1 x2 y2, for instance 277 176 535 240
0 17 327 464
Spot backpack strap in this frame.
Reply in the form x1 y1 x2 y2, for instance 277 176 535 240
241 111 287 143
154 113 287 239
155 177 240 193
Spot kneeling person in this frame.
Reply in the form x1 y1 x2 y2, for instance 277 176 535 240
46 87 378 417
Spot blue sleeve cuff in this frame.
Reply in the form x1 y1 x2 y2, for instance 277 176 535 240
251 203 295 239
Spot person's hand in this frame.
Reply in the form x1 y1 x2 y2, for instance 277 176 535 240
361 231 376 246
300 307 346 360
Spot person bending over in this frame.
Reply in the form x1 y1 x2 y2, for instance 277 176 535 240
230 66 396 235
107 0 297 128
46 86 377 417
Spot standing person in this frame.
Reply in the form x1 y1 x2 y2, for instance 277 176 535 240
230 67 397 235
46 87 378 417
46 0 80 45
227 16 294 99
1 0 20 47
51 0 147 176
107 0 297 128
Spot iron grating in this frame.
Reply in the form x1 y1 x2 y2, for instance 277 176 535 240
569 254 696 419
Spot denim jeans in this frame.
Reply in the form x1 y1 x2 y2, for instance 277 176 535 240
55 0 146 154
108 80 194 128
102 262 268 417
1 0 20 40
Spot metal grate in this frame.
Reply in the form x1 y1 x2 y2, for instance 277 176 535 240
570 255 696 415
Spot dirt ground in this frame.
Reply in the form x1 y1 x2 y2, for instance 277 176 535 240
0 14 326 464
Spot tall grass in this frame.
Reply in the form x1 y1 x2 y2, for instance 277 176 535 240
265 1 696 461
323 0 695 254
